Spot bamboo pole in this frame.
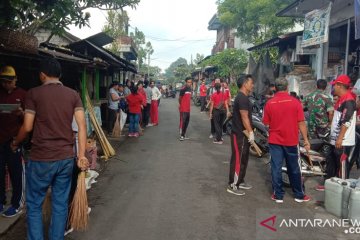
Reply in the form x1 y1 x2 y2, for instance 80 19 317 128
85 90 115 160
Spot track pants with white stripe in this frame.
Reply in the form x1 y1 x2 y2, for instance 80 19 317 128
229 133 250 187
0 141 24 209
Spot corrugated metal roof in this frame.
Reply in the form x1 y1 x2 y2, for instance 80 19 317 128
247 31 303 51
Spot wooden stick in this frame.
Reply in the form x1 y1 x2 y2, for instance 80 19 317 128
85 91 115 159
242 130 263 157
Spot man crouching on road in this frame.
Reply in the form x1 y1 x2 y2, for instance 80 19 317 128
227 75 254 196
12 58 89 240
263 77 311 204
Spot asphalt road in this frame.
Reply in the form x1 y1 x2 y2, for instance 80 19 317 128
3 97 359 240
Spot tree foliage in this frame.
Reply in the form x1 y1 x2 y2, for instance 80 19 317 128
0 0 140 36
103 10 130 53
200 48 248 80
217 0 296 44
164 57 192 84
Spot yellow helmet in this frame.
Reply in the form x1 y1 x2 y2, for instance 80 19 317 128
0 66 16 80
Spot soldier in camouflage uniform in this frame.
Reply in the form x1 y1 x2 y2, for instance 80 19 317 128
303 79 334 139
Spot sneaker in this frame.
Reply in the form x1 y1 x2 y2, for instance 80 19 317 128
146 124 154 127
315 185 325 192
213 140 223 145
88 207 92 215
209 134 214 139
239 182 253 190
184 136 190 140
134 133 139 138
227 185 245 196
271 194 284 203
295 195 311 203
2 206 22 218
179 136 185 141
128 133 134 137
64 227 74 236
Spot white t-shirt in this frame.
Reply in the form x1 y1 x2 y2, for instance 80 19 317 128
330 92 356 146
108 88 119 110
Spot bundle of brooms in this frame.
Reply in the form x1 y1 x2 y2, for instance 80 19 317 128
69 171 88 231
85 91 115 160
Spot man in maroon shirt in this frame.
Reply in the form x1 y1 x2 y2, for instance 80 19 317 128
0 66 26 217
263 77 311 203
12 58 89 239
179 77 193 141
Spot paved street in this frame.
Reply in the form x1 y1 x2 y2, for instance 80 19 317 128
2 98 359 240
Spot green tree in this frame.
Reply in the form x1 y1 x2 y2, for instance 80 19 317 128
165 57 191 84
0 0 140 36
193 53 205 65
200 48 248 81
217 0 297 44
139 64 161 79
102 10 130 53
130 27 146 67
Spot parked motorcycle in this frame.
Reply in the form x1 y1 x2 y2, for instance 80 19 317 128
266 135 331 187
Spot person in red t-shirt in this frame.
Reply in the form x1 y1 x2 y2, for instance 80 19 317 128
136 81 147 131
199 80 207 112
179 77 193 141
263 77 311 204
209 83 230 144
0 66 26 217
126 86 144 137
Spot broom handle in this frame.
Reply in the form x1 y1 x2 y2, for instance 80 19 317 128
85 93 109 156
242 130 263 157
85 91 115 158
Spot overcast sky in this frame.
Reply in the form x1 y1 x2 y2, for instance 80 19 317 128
68 0 218 71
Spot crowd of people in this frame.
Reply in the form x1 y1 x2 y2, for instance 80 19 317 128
179 73 359 202
107 79 162 138
0 58 89 239
1 55 360 239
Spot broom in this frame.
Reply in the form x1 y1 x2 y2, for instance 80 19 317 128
69 171 88 231
112 113 121 137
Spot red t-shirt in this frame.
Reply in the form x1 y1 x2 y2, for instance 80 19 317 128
138 88 147 106
0 87 26 144
263 92 305 146
200 85 207 97
179 86 192 112
126 93 143 114
211 91 227 109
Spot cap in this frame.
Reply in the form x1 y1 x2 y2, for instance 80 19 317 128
0 66 16 81
331 75 351 86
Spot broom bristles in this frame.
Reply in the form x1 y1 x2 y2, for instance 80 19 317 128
69 171 89 231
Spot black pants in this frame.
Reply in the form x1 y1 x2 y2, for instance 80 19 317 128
229 133 250 186
213 109 225 141
143 103 151 126
180 112 190 137
200 96 206 112
0 142 24 208
326 145 354 180
108 108 117 134
210 119 215 135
